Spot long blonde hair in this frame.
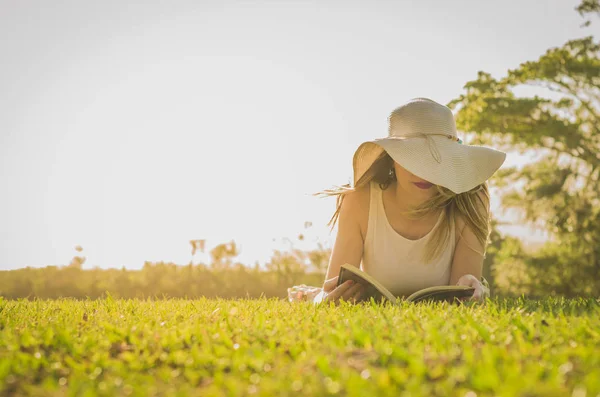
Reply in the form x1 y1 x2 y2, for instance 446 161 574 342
317 151 491 264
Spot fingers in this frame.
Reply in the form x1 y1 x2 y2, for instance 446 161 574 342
322 276 339 293
349 284 364 303
471 287 483 301
455 275 484 303
456 274 478 287
460 285 484 304
325 281 364 303
340 283 363 302
325 280 354 301
456 275 486 303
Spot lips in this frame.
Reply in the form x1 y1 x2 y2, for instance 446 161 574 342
413 182 433 189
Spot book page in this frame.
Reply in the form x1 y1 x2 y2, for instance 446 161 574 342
337 265 396 304
406 285 475 303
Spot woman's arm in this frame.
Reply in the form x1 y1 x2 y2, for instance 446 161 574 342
323 187 368 284
450 190 489 301
449 220 484 284
449 221 488 301
313 188 367 304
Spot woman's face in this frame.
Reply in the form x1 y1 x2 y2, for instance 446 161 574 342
393 162 437 199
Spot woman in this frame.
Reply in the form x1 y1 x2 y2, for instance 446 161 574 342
318 98 506 304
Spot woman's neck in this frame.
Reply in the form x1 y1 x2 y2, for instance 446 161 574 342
391 181 428 213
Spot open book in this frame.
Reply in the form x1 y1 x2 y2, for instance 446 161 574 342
336 264 475 304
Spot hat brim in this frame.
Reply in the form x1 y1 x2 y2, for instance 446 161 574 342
352 136 506 194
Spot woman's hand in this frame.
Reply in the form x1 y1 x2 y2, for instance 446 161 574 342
322 276 364 304
456 274 488 302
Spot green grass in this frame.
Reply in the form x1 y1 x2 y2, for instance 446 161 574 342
1 297 599 397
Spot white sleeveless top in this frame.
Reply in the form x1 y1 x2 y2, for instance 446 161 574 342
361 181 455 297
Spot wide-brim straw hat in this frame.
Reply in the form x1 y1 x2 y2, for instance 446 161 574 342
353 98 506 194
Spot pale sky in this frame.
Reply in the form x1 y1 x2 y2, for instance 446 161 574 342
1 0 595 270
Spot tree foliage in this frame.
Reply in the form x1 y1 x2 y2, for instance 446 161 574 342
0 234 332 299
577 0 600 26
448 3 600 296
0 260 325 300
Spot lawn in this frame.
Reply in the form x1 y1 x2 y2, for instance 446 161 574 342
0 297 599 396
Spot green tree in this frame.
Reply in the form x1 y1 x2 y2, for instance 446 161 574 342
448 2 599 296
577 0 600 26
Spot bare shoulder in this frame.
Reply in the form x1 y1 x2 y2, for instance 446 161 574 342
339 183 370 238
341 184 370 210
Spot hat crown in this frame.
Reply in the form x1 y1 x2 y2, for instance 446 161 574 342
388 98 457 139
